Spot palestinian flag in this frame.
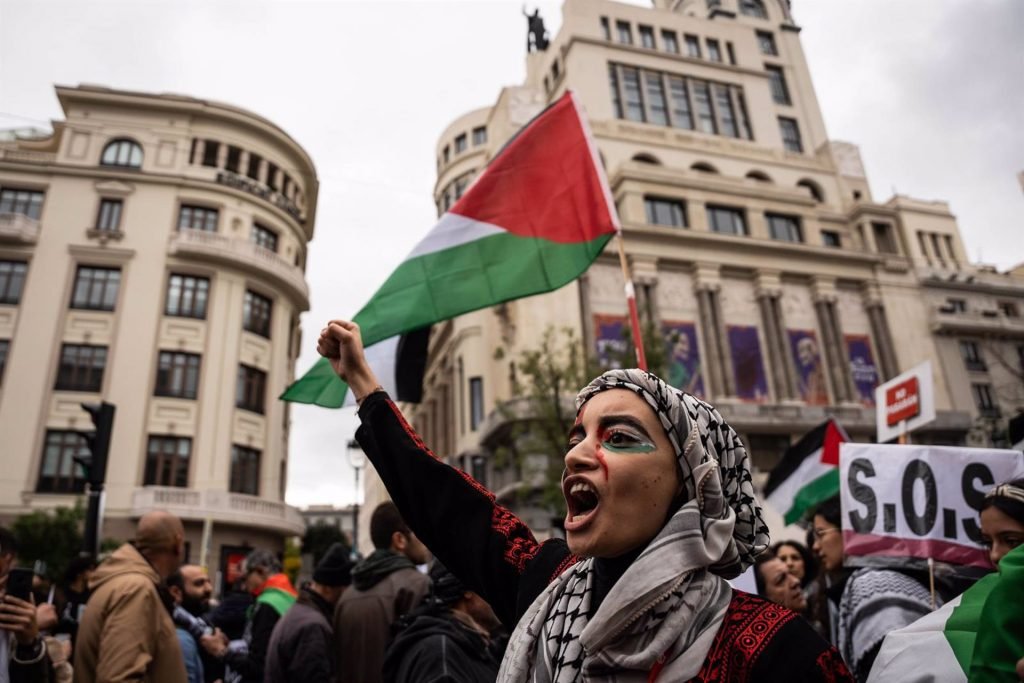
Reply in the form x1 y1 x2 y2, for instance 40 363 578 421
281 90 619 407
764 419 848 525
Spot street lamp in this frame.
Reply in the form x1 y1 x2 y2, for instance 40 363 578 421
347 438 366 558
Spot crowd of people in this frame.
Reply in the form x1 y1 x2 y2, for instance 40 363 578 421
0 316 1020 682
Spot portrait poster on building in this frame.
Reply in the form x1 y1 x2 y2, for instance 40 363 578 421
727 325 768 402
593 314 627 369
220 545 252 593
663 320 704 397
788 329 828 405
846 334 879 406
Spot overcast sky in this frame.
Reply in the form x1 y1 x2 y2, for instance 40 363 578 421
1 0 1021 508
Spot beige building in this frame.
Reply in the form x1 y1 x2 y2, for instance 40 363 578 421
400 0 1024 535
0 85 317 585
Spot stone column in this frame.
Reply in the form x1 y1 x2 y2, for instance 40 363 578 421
756 273 796 401
867 304 899 380
814 298 847 403
773 295 800 400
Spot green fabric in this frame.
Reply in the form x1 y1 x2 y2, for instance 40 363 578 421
942 572 1000 673
281 231 613 408
784 468 839 524
969 544 1024 682
256 585 297 617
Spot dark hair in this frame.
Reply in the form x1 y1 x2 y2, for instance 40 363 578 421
812 496 842 528
981 478 1024 525
63 554 96 586
166 569 185 592
771 540 818 588
0 527 17 558
370 502 410 550
753 552 781 597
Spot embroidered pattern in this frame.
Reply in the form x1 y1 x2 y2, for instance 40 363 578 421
694 592 796 681
815 646 855 683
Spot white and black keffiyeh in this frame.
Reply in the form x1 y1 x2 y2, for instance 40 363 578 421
499 369 770 682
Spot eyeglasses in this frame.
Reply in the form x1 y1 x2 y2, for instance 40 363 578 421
812 527 840 540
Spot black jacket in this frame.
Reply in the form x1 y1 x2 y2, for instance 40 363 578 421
264 588 335 682
383 604 499 683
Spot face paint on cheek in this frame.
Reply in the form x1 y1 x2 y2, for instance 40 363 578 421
597 426 657 455
594 447 609 481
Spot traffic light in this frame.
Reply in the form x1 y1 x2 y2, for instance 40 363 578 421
74 402 115 487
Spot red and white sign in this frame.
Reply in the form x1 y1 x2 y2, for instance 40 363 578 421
840 443 1024 567
875 361 935 442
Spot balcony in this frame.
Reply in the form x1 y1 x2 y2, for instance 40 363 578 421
168 229 309 309
131 487 306 536
0 148 57 165
0 212 40 244
930 307 1024 338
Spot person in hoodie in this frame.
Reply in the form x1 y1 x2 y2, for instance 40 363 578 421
264 542 353 681
201 549 296 683
384 561 503 683
74 511 187 683
334 501 431 683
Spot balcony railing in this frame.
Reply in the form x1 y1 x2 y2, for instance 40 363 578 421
132 487 306 536
930 308 1024 338
169 229 309 308
0 148 57 165
0 212 40 244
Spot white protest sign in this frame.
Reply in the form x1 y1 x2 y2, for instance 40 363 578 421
874 361 935 442
839 443 1024 567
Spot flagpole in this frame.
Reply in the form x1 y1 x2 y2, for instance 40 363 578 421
616 234 648 371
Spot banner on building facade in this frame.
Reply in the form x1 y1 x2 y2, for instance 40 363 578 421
839 443 1024 568
727 325 768 402
594 314 628 369
845 334 879 406
788 329 828 405
663 320 704 397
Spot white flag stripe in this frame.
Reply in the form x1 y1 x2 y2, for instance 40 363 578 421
343 335 401 408
405 212 505 260
866 596 965 683
765 447 830 515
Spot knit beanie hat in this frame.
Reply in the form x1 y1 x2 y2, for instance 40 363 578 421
313 543 354 587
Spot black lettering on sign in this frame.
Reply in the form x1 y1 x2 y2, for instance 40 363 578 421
883 503 896 533
962 462 994 544
902 459 938 536
943 508 957 539
848 458 878 533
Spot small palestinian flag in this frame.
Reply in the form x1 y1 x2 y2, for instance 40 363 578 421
764 419 848 525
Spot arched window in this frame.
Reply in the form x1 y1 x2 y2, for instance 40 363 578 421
797 178 825 203
691 162 719 174
632 153 662 165
746 170 773 183
100 139 143 168
739 0 768 19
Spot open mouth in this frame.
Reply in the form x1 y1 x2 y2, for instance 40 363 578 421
563 477 601 530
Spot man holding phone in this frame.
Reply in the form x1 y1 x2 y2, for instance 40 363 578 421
0 526 54 682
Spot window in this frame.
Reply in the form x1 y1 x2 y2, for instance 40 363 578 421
726 42 736 65
667 76 694 130
644 71 669 125
616 21 632 44
960 341 987 372
165 274 209 319
971 383 999 418
797 179 824 202
145 436 191 488
639 25 655 49
265 162 278 191
100 139 143 168
95 199 123 232
713 83 738 137
999 301 1019 318
202 140 220 168
442 145 450 165
757 31 777 55
177 205 218 232
0 188 44 220
766 213 803 242
740 0 768 19
470 377 484 431
472 126 487 146
692 81 716 134
707 205 747 235
608 65 623 119
707 39 722 62
70 266 120 311
225 145 241 173
246 153 262 180
662 30 679 53
872 222 899 254
645 197 687 227
684 34 701 58
36 431 88 493
778 117 803 152
0 339 7 385
55 344 107 392
600 16 610 40
454 133 467 154
251 223 278 252
243 290 272 338
155 351 201 399
621 67 645 122
946 298 967 313
230 445 261 495
822 230 841 248
189 138 198 164
0 261 28 304
930 233 946 266
766 65 791 105
236 364 267 414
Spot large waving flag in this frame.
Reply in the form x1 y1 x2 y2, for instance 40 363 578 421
282 91 619 407
764 419 848 525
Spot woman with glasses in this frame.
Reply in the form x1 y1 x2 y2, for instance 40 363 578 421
317 320 852 682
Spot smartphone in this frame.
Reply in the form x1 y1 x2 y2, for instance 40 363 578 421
5 567 33 602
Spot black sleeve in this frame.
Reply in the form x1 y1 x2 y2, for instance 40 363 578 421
357 391 576 627
222 605 278 681
10 638 54 683
392 634 467 683
750 616 855 683
286 624 334 680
